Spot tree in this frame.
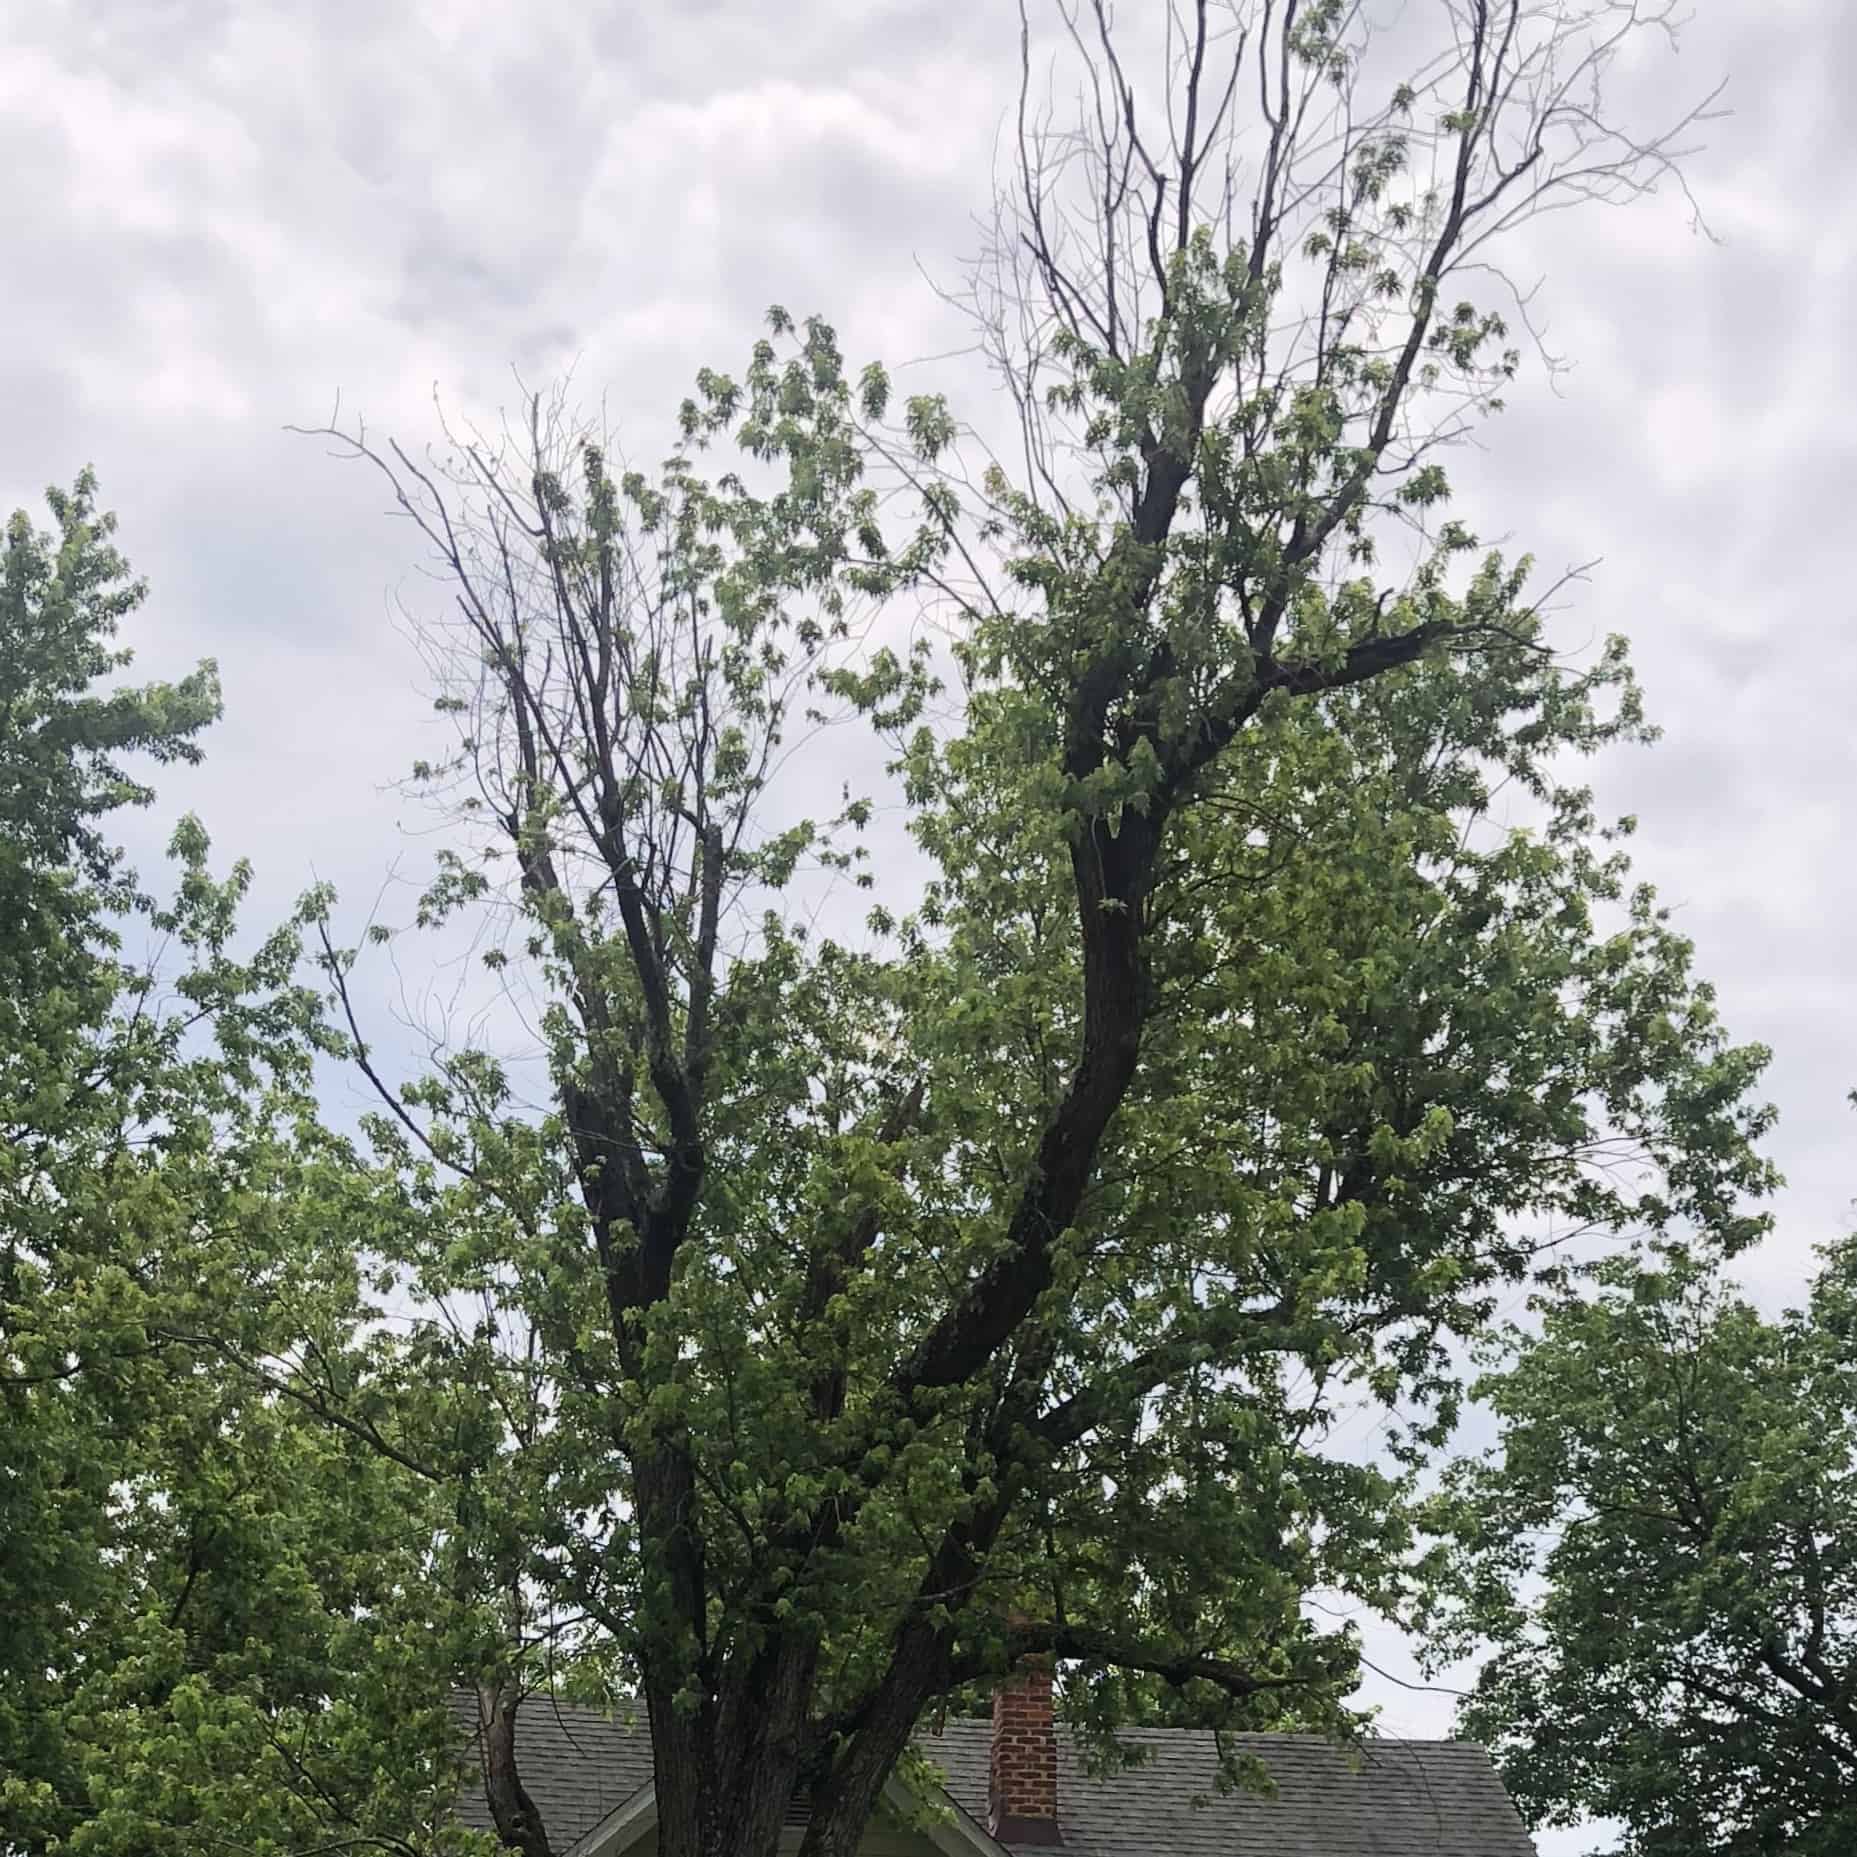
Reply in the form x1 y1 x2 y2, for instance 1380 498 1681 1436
0 476 471 1856
271 6 1767 1857
1430 1242 1857 1857
1 468 221 1843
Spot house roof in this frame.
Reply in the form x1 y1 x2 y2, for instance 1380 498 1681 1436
454 1698 1537 1857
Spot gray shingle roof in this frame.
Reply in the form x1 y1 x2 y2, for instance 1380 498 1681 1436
920 1718 1536 1857
454 1699 1536 1857
452 1697 653 1852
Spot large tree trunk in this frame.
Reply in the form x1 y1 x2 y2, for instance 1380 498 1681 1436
634 1441 714 1857
646 1643 817 1857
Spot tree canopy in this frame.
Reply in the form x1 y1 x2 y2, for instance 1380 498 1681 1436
277 6 1766 1855
1431 1240 1857 1857
0 477 470 1855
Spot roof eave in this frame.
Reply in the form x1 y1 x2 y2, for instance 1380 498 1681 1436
559 1772 1011 1857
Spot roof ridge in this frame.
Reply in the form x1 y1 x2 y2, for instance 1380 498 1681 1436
501 1698 1471 1750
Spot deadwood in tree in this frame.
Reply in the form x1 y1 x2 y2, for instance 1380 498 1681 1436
282 7 1761 1857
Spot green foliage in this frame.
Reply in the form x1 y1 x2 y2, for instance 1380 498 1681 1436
0 477 470 1856
0 469 217 889
1429 1245 1857 1855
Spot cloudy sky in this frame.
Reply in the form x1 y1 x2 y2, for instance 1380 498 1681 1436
6 1 1852 1847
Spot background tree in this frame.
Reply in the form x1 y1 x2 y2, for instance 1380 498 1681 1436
257 6 1766 1857
1430 1238 1857 1856
0 476 474 1856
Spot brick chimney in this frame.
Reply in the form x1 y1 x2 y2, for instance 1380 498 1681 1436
989 1654 1062 1845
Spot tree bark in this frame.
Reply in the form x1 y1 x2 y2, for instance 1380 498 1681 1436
479 1680 553 1857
